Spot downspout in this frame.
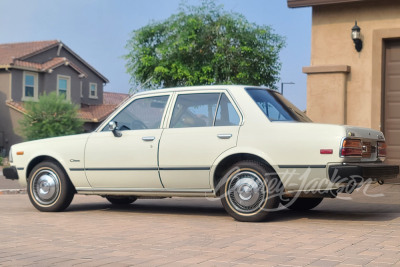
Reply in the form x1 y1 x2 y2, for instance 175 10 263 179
57 42 63 56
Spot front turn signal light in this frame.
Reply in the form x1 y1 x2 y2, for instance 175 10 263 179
377 141 387 160
341 139 362 157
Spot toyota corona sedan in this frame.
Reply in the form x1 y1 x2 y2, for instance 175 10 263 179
3 85 399 222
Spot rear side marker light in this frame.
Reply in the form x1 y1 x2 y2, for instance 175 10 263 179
320 149 333 154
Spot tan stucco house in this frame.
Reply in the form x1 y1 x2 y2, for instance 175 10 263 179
0 40 128 156
288 0 400 169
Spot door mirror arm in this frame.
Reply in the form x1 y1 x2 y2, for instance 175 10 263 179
109 121 122 137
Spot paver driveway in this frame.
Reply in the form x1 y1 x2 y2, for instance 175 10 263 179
0 183 399 266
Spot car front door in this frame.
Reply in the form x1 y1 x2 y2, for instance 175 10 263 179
158 91 241 189
84 94 170 189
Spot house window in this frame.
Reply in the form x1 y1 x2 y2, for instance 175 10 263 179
57 75 71 100
22 71 38 101
89 83 98 99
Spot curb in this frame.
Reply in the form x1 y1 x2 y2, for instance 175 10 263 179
0 189 27 195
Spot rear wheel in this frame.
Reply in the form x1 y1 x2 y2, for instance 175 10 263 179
106 196 137 205
28 161 75 212
281 197 323 211
219 161 281 222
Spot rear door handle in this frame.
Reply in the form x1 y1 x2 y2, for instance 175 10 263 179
142 136 155 141
217 134 232 139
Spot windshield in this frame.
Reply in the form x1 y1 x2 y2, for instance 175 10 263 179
246 88 312 122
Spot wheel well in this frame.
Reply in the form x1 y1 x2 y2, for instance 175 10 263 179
26 156 65 180
213 153 279 196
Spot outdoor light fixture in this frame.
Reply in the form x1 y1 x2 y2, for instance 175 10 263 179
351 21 363 52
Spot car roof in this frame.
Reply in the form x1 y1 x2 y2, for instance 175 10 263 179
131 85 276 97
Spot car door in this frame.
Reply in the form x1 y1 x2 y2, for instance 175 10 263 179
84 94 171 189
158 91 242 189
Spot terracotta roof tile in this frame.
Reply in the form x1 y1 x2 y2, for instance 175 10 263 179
40 57 67 70
5 94 128 123
79 104 117 122
12 60 43 69
103 92 130 105
0 40 58 65
0 40 108 83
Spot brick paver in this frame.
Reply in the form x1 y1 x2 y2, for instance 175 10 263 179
0 183 399 266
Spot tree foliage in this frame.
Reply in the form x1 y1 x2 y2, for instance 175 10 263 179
125 0 285 90
19 92 83 141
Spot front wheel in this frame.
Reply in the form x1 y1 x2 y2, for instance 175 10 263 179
281 197 323 211
28 161 75 212
219 161 282 222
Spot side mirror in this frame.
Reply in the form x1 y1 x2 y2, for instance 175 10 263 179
109 121 122 137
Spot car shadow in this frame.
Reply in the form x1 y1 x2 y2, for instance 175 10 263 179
65 197 400 222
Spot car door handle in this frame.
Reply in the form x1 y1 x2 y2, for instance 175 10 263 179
142 136 155 141
217 134 232 139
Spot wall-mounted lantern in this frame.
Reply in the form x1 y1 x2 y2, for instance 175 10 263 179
351 21 363 52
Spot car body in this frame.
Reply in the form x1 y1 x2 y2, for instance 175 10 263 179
3 85 399 221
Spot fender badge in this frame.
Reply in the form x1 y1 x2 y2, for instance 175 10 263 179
70 159 80 163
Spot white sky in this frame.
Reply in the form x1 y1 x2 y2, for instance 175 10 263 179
0 0 311 109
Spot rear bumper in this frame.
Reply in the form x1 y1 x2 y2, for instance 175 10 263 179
3 166 19 180
328 163 399 183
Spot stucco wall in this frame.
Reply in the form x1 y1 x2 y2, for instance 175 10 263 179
0 71 23 153
306 0 400 130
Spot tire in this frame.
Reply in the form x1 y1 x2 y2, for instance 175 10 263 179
219 161 282 222
281 197 323 211
28 161 75 212
106 196 137 205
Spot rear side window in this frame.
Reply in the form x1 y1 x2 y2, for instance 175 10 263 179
246 89 295 122
170 93 240 128
215 94 240 126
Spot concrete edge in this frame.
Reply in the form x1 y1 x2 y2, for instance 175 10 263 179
0 189 27 195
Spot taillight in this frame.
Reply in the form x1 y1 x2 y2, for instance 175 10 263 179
341 139 362 157
377 141 387 160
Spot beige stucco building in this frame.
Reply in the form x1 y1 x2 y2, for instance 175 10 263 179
289 0 400 168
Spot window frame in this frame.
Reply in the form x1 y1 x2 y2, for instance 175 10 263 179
57 75 71 101
166 90 243 129
22 71 39 101
100 94 172 132
89 82 98 99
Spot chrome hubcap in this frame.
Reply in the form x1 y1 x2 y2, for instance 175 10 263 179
227 171 267 213
32 170 60 205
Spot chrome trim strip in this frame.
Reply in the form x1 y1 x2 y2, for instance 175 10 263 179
70 167 211 171
76 188 214 193
278 165 326 169
159 167 210 171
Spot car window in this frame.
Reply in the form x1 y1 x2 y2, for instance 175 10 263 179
170 93 220 128
215 94 240 126
246 89 295 122
103 95 169 131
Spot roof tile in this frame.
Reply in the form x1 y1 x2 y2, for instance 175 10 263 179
5 91 129 123
0 40 58 65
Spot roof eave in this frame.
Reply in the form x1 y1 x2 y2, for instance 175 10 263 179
61 42 109 83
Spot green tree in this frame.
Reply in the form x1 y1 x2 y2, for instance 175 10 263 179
19 92 83 141
125 0 285 90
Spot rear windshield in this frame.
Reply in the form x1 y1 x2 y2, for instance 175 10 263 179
246 88 312 122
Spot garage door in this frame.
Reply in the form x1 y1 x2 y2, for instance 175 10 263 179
384 39 400 181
